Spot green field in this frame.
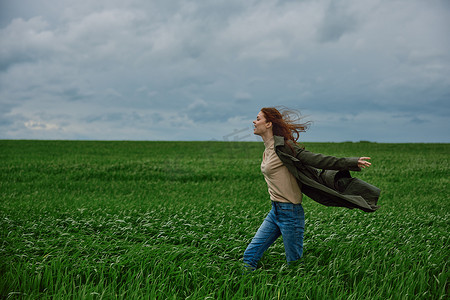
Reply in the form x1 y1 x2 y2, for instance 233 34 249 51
1 140 448 299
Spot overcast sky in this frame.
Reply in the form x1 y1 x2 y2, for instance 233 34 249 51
1 0 449 142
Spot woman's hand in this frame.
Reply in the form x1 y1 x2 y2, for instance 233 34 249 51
358 157 372 168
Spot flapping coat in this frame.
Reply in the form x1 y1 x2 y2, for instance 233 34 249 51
273 135 380 213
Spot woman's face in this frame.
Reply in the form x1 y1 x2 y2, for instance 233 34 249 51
253 111 271 136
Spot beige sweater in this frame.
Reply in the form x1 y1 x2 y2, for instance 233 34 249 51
261 137 302 204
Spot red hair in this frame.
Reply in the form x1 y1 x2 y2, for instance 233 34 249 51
261 107 310 143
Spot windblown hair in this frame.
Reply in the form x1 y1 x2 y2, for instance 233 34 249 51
260 107 311 143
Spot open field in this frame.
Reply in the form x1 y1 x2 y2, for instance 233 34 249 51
0 140 448 299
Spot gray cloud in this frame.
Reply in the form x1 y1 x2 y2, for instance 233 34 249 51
0 0 449 142
317 2 359 43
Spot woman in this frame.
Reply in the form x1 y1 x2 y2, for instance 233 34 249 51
243 107 373 270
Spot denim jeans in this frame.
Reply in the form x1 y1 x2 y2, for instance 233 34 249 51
243 201 305 270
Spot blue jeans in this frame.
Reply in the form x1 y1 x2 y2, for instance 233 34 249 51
243 201 305 270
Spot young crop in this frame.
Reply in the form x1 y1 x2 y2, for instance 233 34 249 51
0 140 448 299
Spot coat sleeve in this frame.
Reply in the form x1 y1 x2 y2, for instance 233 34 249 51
295 148 361 171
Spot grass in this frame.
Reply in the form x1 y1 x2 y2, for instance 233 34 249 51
0 140 448 299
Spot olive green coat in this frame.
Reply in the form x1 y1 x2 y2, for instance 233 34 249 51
273 135 380 212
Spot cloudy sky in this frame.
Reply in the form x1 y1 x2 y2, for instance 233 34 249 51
1 0 449 142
